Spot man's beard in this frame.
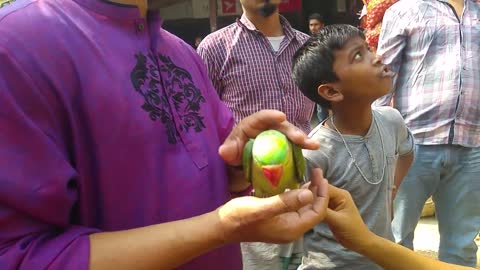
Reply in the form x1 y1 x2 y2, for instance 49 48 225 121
258 0 278 17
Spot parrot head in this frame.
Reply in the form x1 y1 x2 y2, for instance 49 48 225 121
252 130 289 188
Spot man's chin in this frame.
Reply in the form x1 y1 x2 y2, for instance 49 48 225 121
257 3 278 17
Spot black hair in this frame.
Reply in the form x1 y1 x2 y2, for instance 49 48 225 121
308 13 324 23
292 24 365 108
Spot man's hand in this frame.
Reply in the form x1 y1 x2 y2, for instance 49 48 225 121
324 185 375 253
216 169 328 244
219 110 319 167
220 110 319 192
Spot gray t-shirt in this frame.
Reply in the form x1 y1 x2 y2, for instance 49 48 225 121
299 106 414 270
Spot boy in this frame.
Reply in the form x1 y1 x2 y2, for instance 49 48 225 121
292 24 414 269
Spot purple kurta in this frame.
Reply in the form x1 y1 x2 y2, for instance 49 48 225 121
0 0 241 269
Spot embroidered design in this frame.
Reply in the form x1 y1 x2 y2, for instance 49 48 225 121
130 52 206 144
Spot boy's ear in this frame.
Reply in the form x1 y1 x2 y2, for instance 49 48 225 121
317 83 344 103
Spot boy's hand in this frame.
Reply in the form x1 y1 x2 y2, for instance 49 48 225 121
324 185 375 253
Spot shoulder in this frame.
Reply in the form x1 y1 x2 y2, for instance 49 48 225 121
160 28 213 82
374 106 406 129
198 22 239 51
0 0 72 28
0 0 39 20
385 0 422 19
304 125 338 160
293 29 309 43
161 28 198 55
0 0 78 56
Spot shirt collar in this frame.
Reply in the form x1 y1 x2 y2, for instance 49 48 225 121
238 14 297 40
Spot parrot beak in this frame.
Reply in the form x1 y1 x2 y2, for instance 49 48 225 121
262 164 283 188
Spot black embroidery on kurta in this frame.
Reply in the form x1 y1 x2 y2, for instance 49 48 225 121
130 52 206 144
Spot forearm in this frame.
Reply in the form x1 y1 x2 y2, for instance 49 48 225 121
90 211 225 270
360 234 475 270
394 152 413 189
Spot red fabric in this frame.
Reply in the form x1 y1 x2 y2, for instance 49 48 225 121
279 0 302 12
361 0 398 50
221 0 236 14
365 0 398 28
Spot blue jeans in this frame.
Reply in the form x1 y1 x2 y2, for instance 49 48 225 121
392 145 480 267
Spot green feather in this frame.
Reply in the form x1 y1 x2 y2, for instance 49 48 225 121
252 130 288 165
292 142 306 183
242 139 254 183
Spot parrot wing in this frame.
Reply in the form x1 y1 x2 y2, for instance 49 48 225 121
292 143 306 183
242 139 254 183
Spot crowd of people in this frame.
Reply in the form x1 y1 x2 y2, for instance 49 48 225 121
0 0 478 269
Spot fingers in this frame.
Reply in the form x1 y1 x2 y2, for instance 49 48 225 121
309 169 329 213
324 185 362 226
235 110 287 137
218 110 285 165
295 169 329 228
327 184 351 211
218 110 319 165
325 208 341 224
251 189 314 221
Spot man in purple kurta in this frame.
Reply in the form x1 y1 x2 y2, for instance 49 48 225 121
0 0 329 269
0 0 240 268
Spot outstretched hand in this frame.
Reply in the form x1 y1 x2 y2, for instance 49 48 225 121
217 169 328 244
324 185 374 253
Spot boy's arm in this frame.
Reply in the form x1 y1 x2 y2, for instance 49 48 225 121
361 233 474 270
393 152 413 199
326 185 476 270
389 107 415 199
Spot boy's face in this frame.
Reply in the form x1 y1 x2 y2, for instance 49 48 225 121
332 37 393 102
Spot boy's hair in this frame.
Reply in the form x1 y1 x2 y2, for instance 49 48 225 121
308 13 324 23
292 24 365 109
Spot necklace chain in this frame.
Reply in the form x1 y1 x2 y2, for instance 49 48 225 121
330 114 386 185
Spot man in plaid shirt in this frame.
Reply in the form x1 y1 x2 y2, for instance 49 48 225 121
197 1 314 269
376 0 480 267
197 0 314 134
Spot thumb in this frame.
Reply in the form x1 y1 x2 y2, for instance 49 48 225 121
325 208 342 225
218 136 242 165
250 189 314 221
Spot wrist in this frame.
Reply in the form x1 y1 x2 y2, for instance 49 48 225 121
207 210 231 246
355 231 382 256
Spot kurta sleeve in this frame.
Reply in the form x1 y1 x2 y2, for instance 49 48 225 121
0 47 100 270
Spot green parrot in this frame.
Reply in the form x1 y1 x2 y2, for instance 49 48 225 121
242 129 306 198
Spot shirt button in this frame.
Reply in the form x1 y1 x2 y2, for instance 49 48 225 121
137 23 145 32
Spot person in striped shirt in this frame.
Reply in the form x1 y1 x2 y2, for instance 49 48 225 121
197 0 314 134
197 1 315 269
377 0 480 267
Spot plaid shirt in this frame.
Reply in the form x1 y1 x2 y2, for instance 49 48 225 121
197 15 314 133
376 0 480 147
